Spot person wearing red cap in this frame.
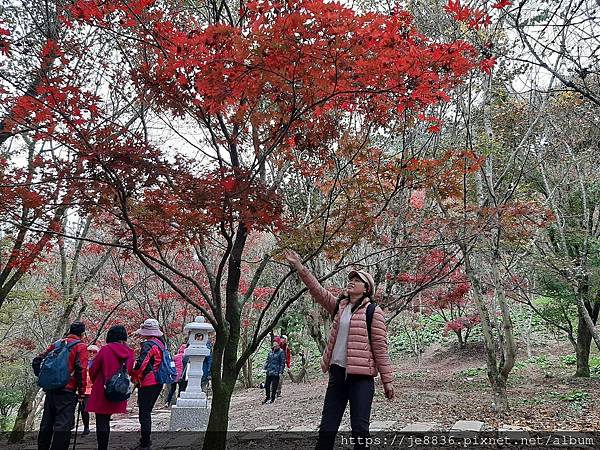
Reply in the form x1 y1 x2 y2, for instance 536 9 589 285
284 250 394 450
275 335 292 398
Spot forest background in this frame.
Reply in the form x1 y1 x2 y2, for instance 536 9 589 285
0 1 599 448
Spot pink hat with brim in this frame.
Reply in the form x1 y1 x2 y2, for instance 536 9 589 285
136 319 164 337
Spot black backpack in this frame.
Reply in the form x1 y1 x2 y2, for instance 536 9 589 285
104 360 132 402
332 300 376 344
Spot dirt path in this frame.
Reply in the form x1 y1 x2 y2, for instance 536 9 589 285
68 342 600 433
226 342 600 431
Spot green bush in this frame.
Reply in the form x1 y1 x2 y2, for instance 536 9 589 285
548 389 590 403
529 355 550 370
0 387 23 431
459 367 486 377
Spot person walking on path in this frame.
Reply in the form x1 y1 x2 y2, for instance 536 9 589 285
33 321 89 450
165 343 187 407
85 325 134 450
80 344 99 436
262 339 285 404
284 250 395 450
201 334 213 392
131 319 167 450
275 335 292 398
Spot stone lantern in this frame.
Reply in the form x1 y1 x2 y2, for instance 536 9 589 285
169 315 214 431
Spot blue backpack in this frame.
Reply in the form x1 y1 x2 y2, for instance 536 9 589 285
147 340 177 384
38 339 80 391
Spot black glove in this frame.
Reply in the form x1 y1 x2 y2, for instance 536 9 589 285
32 356 43 377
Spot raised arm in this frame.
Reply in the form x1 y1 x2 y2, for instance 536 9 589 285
284 250 337 314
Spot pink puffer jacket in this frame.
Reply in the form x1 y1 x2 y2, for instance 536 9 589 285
297 266 394 385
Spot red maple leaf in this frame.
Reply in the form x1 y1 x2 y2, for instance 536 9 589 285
492 0 512 9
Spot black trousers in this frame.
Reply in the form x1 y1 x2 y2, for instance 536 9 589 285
264 374 279 401
316 364 374 450
166 383 177 406
37 390 78 450
95 413 111 450
78 396 89 429
137 384 163 447
166 379 189 405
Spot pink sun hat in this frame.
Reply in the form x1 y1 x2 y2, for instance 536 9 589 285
135 318 164 337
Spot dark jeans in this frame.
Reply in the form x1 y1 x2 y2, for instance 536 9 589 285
180 379 188 394
78 396 89 429
264 374 279 401
95 413 111 450
138 384 163 447
166 380 189 406
316 364 374 450
37 390 78 450
166 383 177 406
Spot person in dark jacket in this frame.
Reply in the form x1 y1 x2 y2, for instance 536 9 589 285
132 319 165 450
275 335 292 398
201 335 213 391
86 325 134 450
262 340 285 404
34 321 89 450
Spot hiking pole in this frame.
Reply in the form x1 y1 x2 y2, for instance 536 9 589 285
72 399 82 450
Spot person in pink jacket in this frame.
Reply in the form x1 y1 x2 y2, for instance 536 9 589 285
285 250 394 450
85 325 134 450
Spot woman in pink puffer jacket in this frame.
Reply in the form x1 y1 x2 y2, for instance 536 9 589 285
285 250 394 450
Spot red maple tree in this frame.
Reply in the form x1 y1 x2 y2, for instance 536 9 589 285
1 0 493 442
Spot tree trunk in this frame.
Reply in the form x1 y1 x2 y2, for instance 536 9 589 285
306 308 326 354
491 375 509 414
204 379 235 449
523 308 534 359
575 313 592 377
574 299 600 377
203 222 246 449
455 330 466 349
241 358 254 388
8 383 39 443
576 289 600 352
288 350 308 383
247 358 253 388
463 249 513 414
25 390 44 431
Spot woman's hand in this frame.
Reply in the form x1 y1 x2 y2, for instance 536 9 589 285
383 382 395 401
283 250 302 269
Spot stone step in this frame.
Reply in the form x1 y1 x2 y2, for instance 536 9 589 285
370 420 397 431
289 425 318 432
450 420 485 437
255 425 280 431
287 425 318 439
400 422 438 433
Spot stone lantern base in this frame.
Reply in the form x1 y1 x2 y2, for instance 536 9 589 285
169 404 211 431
